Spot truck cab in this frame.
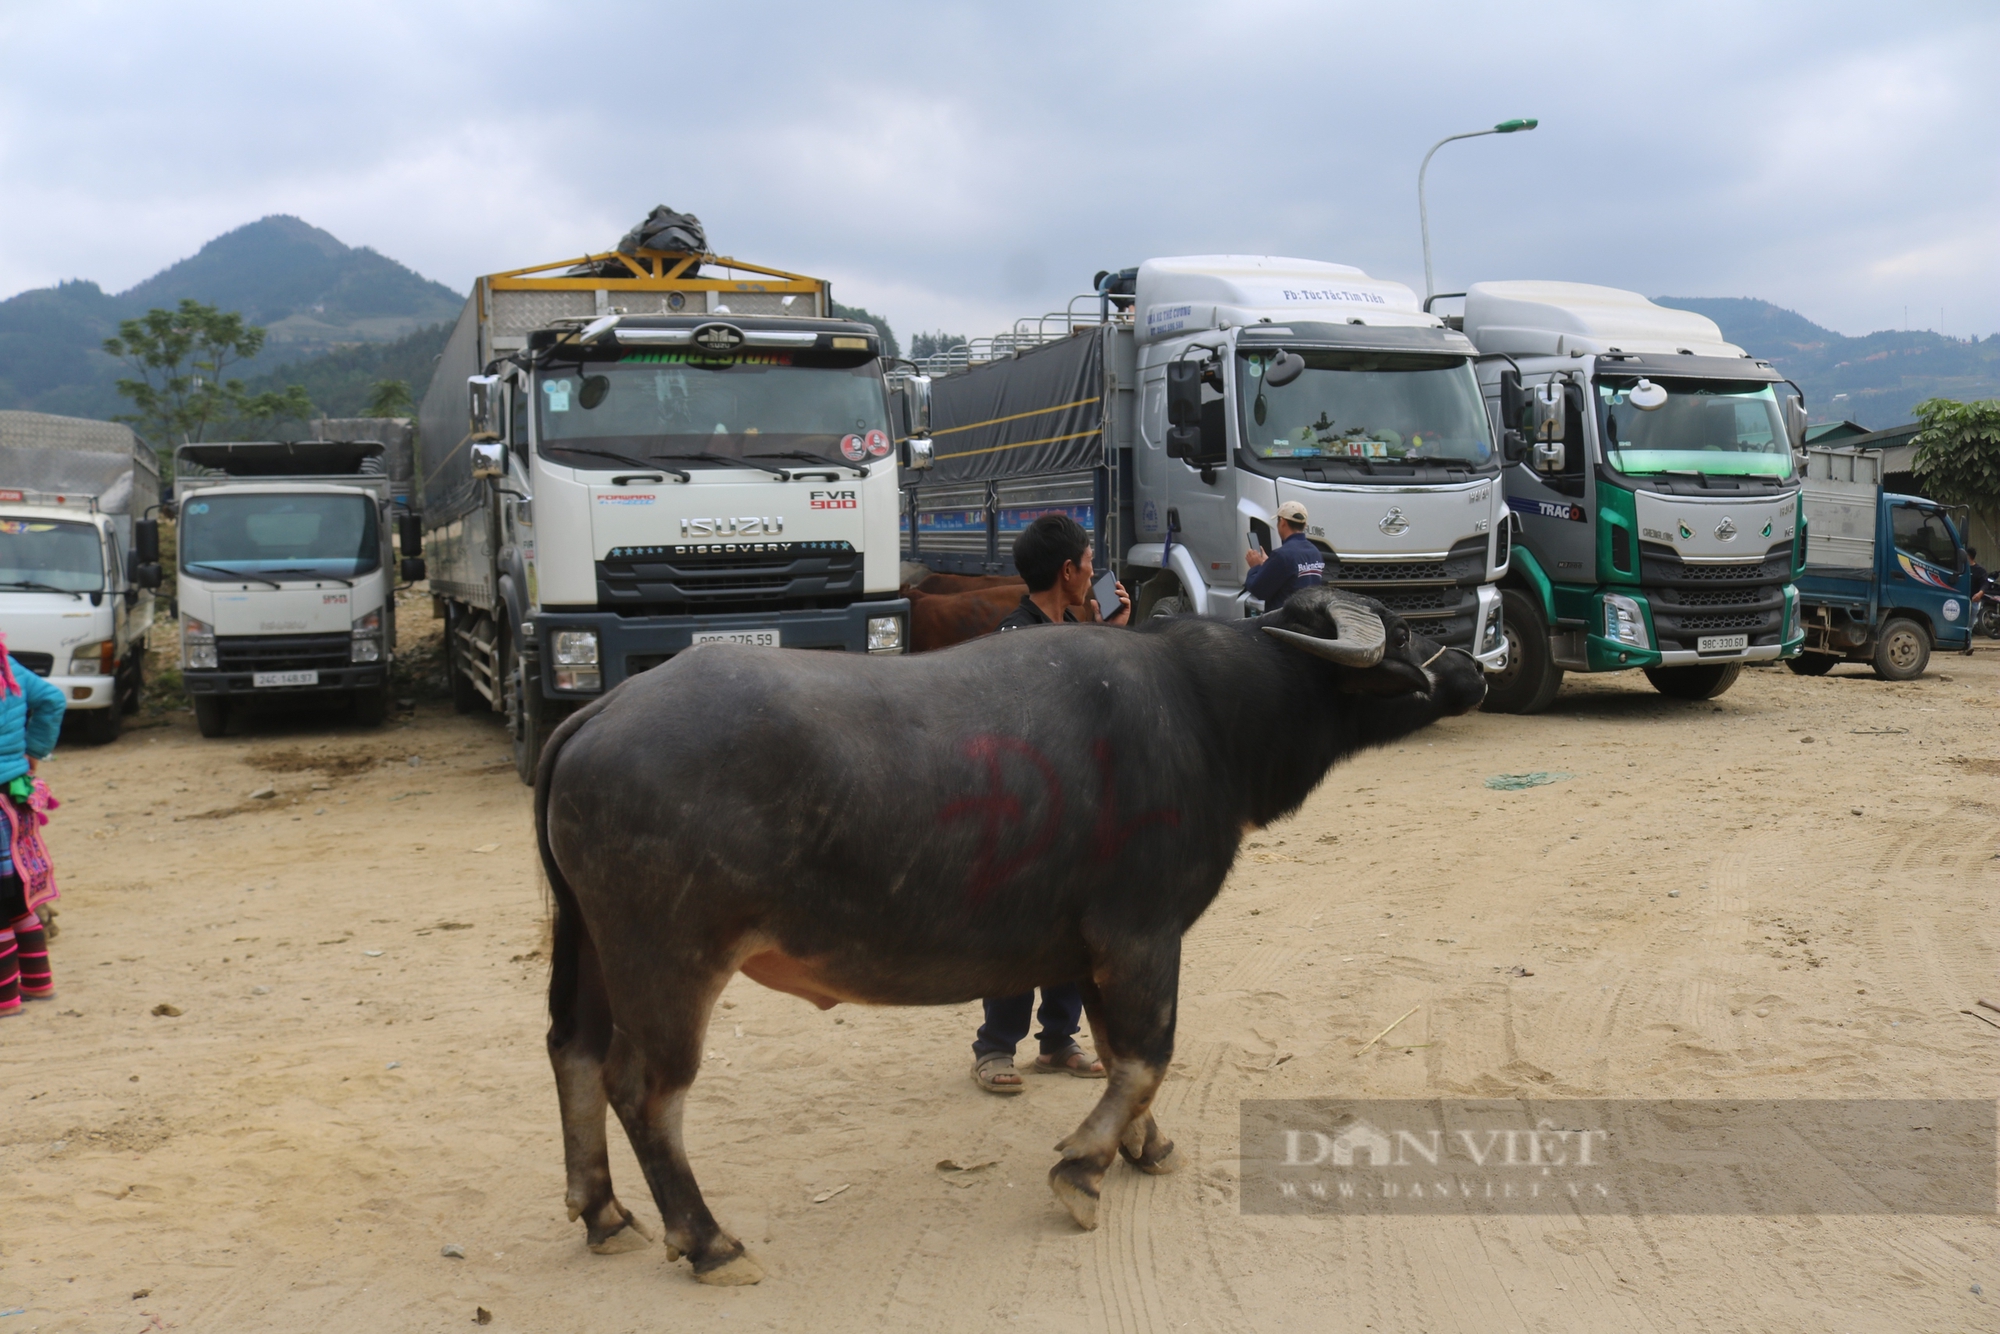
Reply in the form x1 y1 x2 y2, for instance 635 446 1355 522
1461 282 1808 710
171 441 402 737
0 491 152 743
1791 446 1972 679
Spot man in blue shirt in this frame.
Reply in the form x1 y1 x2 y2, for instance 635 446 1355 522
1245 500 1325 608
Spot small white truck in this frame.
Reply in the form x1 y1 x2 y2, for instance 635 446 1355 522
168 440 421 737
0 411 161 744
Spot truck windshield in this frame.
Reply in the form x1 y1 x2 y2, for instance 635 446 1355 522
0 518 103 593
1236 351 1494 479
179 493 380 579
1598 377 1793 478
536 351 888 464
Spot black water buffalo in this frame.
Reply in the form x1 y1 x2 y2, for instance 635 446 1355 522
536 586 1485 1283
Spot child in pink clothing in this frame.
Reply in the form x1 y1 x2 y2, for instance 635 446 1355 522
0 633 67 1015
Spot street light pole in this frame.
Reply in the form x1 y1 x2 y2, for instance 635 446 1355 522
1419 118 1538 300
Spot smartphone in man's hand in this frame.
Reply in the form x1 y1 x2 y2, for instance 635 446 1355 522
1247 528 1266 553
1092 567 1123 621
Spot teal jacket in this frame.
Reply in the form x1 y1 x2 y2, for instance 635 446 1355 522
0 658 67 783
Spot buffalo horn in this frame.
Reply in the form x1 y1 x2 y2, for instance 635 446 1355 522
1262 596 1387 668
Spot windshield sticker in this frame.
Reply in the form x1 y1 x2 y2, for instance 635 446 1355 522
0 522 23 535
544 379 572 412
865 429 892 458
840 434 868 462
595 493 656 506
1507 497 1587 523
186 502 209 515
621 351 794 366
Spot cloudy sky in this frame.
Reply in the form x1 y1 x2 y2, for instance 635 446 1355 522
3 1 1995 343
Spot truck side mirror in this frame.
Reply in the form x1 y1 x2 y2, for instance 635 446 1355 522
400 557 428 582
134 517 160 565
1165 361 1202 460
903 436 935 471
130 557 162 590
904 374 933 437
1527 380 1566 444
468 374 502 441
470 441 508 479
1782 392 1808 451
1502 430 1529 465
1532 439 1567 473
1499 369 1525 429
397 512 423 558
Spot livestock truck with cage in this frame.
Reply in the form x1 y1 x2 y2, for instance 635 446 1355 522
418 240 920 783
903 255 1510 667
1455 283 1809 712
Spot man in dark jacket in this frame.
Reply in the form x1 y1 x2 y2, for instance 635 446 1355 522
1245 499 1325 608
973 514 1125 1093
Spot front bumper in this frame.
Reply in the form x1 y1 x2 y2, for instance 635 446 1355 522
534 598 912 696
46 673 115 710
185 664 389 696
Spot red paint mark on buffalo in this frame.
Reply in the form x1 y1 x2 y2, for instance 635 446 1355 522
1091 738 1179 861
940 736 1064 906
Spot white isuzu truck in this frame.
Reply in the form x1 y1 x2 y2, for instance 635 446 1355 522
168 440 416 737
418 240 916 784
907 256 1509 665
1455 282 1807 712
0 411 162 744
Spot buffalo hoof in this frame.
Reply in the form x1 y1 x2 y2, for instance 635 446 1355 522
1120 1139 1180 1176
693 1251 765 1286
1049 1159 1102 1230
584 1202 654 1254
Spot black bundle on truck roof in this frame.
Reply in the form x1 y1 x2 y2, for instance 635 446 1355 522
175 440 387 479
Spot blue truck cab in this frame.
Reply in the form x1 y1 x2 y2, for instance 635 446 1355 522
1791 446 1972 680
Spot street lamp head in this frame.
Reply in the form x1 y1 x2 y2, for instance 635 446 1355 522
1493 117 1538 133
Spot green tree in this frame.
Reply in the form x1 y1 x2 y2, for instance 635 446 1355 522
363 379 415 417
103 299 314 446
1910 397 2000 537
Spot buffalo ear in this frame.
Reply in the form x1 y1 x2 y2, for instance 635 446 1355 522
1329 656 1430 697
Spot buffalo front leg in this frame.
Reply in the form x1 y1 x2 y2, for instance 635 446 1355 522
547 930 652 1253
603 999 762 1285
1050 935 1182 1230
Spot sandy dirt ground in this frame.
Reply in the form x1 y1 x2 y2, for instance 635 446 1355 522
3 618 1997 1333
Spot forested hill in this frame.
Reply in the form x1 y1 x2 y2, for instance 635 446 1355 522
0 216 463 419
1653 297 2000 429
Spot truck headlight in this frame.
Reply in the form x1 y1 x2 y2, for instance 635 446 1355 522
183 617 218 671
867 615 905 654
551 630 599 666
351 609 383 664
1603 593 1650 649
69 639 115 677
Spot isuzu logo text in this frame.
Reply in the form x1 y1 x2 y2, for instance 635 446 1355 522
680 516 785 537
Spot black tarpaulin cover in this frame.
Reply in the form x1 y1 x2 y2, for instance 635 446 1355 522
925 332 1105 484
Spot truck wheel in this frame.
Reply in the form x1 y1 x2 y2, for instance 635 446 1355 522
352 685 389 727
79 705 122 745
1871 617 1929 680
121 651 144 715
193 695 229 738
1644 663 1743 700
1481 588 1563 715
1149 595 1187 619
503 620 554 785
1785 653 1837 676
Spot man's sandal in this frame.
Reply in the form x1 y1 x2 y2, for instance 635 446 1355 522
1032 1042 1106 1078
972 1052 1025 1095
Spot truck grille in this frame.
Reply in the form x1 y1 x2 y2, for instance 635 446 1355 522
1327 536 1487 587
597 541 862 616
215 633 353 672
10 652 53 677
1640 542 1790 652
1324 536 1486 650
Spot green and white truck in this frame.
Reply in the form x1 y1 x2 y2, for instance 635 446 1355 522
1458 283 1807 711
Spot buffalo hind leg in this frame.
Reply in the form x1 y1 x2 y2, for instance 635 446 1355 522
1050 936 1182 1230
547 929 651 1253
603 988 762 1285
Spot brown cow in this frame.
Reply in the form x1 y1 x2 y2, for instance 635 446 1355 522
915 572 1027 596
904 583 1030 652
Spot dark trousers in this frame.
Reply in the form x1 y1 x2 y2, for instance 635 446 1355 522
973 985 1084 1059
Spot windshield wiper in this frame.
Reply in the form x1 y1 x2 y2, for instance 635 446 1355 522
260 568 354 588
545 444 691 481
183 562 282 590
0 579 85 597
746 450 870 478
651 452 792 480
